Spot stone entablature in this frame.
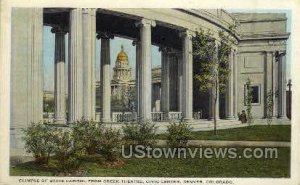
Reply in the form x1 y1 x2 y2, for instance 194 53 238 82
232 13 289 40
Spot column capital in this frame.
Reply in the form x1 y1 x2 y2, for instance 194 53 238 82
96 31 114 40
132 39 140 46
275 51 286 62
82 8 96 15
135 18 156 28
179 29 196 39
51 25 68 34
159 46 171 53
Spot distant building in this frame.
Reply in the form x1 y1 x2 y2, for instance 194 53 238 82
96 45 161 112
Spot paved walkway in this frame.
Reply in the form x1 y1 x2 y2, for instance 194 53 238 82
106 119 291 133
155 140 290 147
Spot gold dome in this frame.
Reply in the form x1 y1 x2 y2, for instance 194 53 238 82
116 45 128 65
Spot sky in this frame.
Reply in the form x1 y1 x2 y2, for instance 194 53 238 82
43 28 161 91
43 9 291 91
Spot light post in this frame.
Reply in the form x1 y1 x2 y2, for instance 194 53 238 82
287 79 292 119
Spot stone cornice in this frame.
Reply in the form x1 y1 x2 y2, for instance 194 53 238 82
239 33 290 41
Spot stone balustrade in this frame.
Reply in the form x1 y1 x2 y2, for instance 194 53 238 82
43 111 203 123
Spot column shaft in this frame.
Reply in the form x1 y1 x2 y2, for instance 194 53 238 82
265 52 273 118
100 38 111 122
278 53 287 119
135 41 141 115
53 28 66 123
161 48 170 113
233 50 238 118
273 52 278 117
68 8 83 123
136 19 155 121
177 53 183 113
10 8 43 158
82 9 96 120
181 30 194 120
225 49 235 119
169 52 178 111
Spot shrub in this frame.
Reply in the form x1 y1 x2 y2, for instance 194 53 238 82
72 119 103 155
98 127 122 162
22 123 58 165
53 128 85 173
166 121 193 148
122 120 157 147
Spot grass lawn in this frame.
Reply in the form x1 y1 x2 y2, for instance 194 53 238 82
156 125 291 141
10 147 290 177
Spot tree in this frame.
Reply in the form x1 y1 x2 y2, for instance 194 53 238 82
193 28 235 135
245 78 253 125
266 89 274 125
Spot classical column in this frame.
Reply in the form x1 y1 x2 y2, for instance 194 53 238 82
82 8 96 120
265 51 273 118
278 52 287 119
272 52 278 118
225 48 235 119
68 8 83 123
233 49 238 118
135 18 156 121
10 8 43 159
169 51 178 111
180 30 195 121
160 47 170 113
209 41 220 120
132 40 140 115
177 52 183 113
52 26 67 124
97 32 114 122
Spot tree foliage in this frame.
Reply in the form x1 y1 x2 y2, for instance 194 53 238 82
193 27 236 135
245 78 253 125
22 123 58 165
166 120 193 148
122 120 157 147
266 89 274 125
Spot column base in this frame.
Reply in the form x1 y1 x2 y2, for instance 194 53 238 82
182 117 193 123
225 116 235 120
101 118 111 123
208 117 220 121
277 116 289 120
54 118 66 124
